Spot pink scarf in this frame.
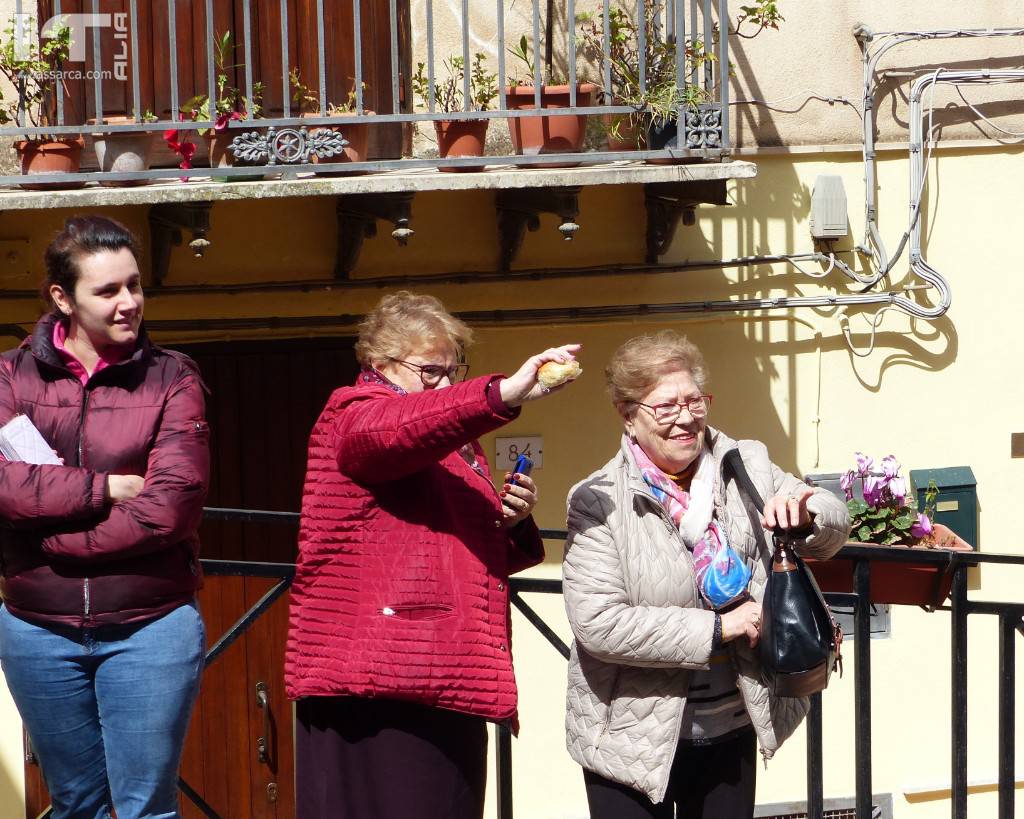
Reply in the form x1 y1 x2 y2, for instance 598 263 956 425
628 438 751 609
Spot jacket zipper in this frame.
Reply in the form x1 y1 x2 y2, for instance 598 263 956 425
77 388 91 626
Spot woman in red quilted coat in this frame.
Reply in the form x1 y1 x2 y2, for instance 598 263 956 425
286 291 579 819
0 216 209 819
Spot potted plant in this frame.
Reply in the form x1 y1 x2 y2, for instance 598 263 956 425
90 110 158 187
576 3 712 157
163 31 263 175
0 17 84 189
807 453 973 608
412 53 497 172
577 0 781 158
505 34 597 164
289 69 370 172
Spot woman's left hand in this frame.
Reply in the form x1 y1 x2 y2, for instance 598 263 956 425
762 485 815 531
500 472 537 527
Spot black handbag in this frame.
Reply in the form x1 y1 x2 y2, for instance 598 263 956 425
723 449 842 698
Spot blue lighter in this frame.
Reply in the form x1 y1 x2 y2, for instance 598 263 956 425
510 453 534 486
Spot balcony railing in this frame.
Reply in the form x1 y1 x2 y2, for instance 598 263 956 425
0 0 732 188
26 507 1023 819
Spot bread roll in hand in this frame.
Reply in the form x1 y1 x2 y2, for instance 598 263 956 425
537 359 581 388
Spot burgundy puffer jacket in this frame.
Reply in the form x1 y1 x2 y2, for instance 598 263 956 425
285 375 545 725
0 314 210 628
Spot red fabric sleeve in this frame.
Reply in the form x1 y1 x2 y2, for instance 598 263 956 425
39 370 209 563
507 516 546 575
331 375 519 484
0 357 107 527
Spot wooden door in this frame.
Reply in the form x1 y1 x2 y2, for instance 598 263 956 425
178 337 359 819
22 337 360 819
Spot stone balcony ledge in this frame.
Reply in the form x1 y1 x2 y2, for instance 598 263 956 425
0 159 756 211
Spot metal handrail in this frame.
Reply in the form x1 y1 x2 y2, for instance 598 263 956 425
29 509 1023 819
0 0 731 187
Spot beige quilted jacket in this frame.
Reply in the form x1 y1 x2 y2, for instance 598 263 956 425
562 427 850 804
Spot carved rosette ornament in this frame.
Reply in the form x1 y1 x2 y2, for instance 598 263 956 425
685 105 723 149
229 127 349 165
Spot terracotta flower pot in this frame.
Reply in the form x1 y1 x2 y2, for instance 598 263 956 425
90 116 155 187
434 119 489 173
505 83 597 168
204 131 235 169
201 131 276 181
807 524 974 608
602 112 646 152
15 137 86 190
302 112 373 176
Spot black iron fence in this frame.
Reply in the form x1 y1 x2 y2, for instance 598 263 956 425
28 511 1024 819
0 0 731 188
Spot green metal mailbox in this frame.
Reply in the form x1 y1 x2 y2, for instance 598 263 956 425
909 466 977 549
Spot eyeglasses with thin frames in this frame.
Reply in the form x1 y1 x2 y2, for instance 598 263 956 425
632 395 712 425
390 358 470 387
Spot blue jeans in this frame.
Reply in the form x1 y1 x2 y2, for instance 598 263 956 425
0 602 205 819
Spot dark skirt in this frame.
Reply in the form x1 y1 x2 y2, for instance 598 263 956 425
295 696 488 819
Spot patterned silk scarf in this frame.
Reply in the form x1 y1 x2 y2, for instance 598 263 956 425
628 438 751 610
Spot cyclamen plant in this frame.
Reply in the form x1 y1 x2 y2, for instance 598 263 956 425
842 453 935 545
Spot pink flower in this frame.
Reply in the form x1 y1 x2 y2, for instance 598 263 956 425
862 475 884 507
162 126 197 181
910 513 933 539
213 110 243 132
881 455 900 479
855 452 874 476
889 476 907 504
839 469 856 500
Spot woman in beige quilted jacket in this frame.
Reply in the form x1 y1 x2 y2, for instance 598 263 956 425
562 331 850 819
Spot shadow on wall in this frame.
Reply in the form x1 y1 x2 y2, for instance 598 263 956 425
651 111 957 476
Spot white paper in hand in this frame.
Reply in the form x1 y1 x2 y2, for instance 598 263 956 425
0 414 62 465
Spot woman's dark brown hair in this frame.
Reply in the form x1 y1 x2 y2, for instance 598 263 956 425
42 216 141 310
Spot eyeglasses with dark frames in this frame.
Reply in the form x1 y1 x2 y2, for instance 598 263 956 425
390 358 470 387
632 395 712 425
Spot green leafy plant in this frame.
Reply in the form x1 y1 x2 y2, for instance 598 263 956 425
412 53 498 113
842 453 940 546
288 68 364 115
0 16 74 130
506 32 570 87
180 31 263 134
575 3 714 145
576 1 780 146
735 1 784 38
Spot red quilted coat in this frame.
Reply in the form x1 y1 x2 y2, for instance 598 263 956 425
0 314 210 628
285 374 545 724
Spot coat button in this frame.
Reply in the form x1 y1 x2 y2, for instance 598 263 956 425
499 644 506 652
497 583 504 592
494 520 502 528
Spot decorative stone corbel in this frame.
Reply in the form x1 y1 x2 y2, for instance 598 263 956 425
335 193 415 279
644 180 729 263
148 202 213 287
496 186 581 272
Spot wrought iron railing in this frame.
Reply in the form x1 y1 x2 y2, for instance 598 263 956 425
0 0 731 187
29 512 1022 819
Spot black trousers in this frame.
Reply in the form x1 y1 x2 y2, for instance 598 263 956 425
583 729 757 819
295 696 488 819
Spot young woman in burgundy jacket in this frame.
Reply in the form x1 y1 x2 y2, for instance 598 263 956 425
0 216 210 819
286 291 579 819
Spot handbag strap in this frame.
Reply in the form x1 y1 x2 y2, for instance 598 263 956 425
722 448 766 511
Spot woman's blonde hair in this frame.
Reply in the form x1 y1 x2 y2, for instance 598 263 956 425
605 330 708 416
354 291 473 367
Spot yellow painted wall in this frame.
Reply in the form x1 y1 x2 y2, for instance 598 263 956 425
2 143 1023 817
